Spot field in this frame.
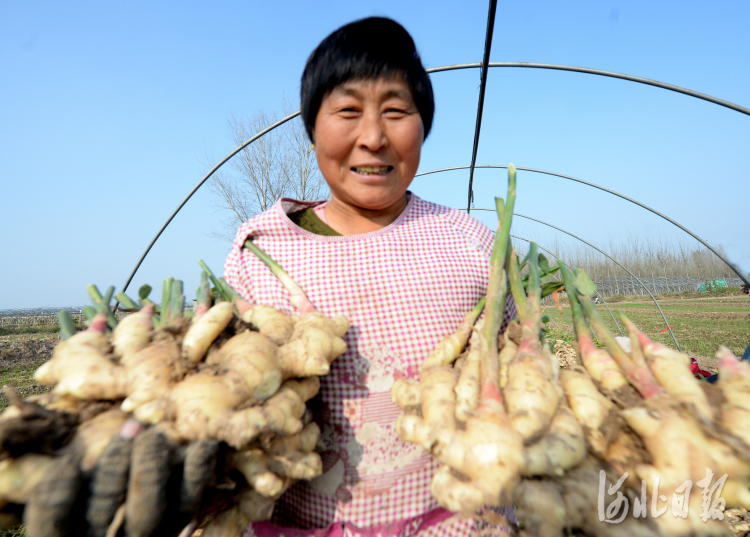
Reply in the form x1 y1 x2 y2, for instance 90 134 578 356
0 292 748 535
0 329 60 410
543 287 750 374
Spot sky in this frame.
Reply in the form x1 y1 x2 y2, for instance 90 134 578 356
1 0 748 309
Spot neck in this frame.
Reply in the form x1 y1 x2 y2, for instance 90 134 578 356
324 194 409 235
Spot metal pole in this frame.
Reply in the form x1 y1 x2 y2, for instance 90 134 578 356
469 209 681 350
466 0 498 214
511 234 624 336
426 62 750 117
416 164 749 287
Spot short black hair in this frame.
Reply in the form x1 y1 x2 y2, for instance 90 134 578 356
300 17 435 142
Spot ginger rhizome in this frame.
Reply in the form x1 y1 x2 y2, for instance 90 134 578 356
392 164 750 537
1 256 349 537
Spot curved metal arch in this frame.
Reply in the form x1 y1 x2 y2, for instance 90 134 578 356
425 62 750 117
511 234 624 337
115 112 300 306
416 165 749 287
118 61 749 302
472 209 680 350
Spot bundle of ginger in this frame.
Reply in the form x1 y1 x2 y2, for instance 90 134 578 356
392 165 750 537
0 259 349 537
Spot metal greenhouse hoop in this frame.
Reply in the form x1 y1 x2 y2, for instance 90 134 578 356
471 208 681 350
117 62 748 309
415 165 749 288
510 234 624 337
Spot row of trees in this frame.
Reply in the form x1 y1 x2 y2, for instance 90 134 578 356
208 104 328 241
522 233 737 280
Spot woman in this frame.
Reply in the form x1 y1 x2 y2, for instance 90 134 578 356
225 17 517 537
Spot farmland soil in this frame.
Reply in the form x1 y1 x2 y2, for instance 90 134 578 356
0 337 57 368
0 336 57 406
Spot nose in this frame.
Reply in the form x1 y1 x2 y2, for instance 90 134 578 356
357 110 387 151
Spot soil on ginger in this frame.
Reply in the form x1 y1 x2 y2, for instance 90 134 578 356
0 335 57 409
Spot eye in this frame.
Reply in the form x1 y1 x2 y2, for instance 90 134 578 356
384 108 408 119
338 106 360 118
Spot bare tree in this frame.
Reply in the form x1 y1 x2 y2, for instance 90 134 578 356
208 105 327 241
280 98 328 203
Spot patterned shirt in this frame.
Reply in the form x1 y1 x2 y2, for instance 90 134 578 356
224 194 517 536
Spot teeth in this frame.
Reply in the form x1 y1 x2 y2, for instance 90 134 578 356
355 166 390 175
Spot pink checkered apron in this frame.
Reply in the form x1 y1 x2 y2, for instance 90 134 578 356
224 194 518 536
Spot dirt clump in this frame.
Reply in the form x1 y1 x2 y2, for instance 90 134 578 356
554 340 579 369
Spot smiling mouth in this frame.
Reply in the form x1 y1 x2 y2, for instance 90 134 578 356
352 166 393 175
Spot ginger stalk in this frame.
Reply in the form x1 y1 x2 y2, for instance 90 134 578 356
243 239 316 315
429 167 524 513
478 193 514 417
559 263 627 390
577 288 665 400
505 243 560 442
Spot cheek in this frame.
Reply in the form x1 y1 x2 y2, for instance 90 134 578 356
398 122 424 171
315 126 351 165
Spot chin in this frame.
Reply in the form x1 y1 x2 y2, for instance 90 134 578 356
352 193 406 212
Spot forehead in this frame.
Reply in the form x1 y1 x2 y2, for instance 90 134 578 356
326 77 415 101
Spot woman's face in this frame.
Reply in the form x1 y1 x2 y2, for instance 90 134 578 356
313 77 424 213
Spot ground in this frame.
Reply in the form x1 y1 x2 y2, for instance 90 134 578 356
544 290 750 375
0 334 58 409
